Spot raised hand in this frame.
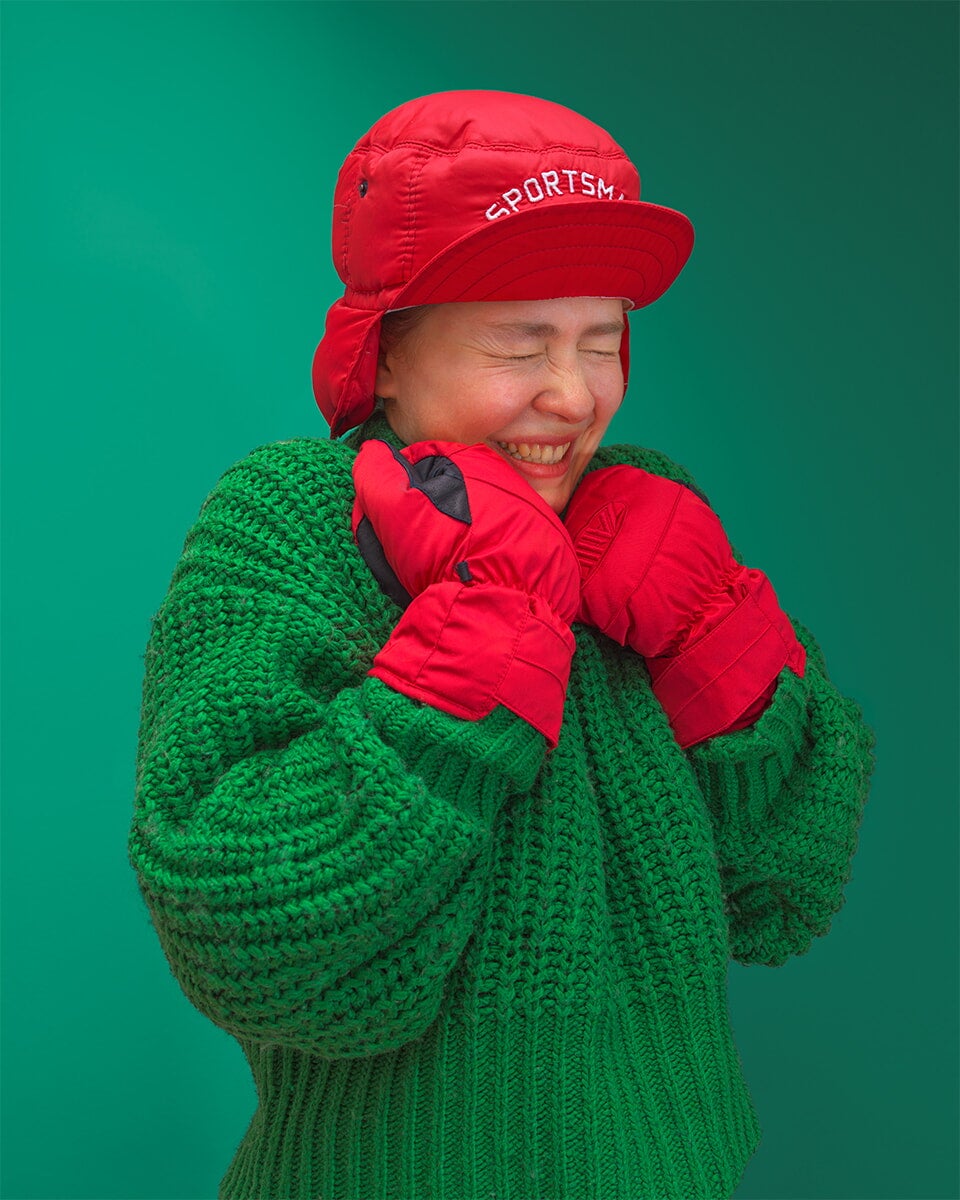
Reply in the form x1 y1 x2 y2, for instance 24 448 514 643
353 440 581 746
563 464 805 747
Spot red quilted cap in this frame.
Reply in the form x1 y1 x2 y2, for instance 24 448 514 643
313 90 695 437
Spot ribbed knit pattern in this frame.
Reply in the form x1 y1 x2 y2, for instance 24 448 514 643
130 412 876 1200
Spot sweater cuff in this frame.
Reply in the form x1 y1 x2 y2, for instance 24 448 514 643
684 663 811 839
358 675 547 828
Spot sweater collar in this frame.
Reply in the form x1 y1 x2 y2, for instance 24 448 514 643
342 407 404 454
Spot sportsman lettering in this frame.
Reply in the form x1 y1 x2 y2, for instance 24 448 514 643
130 90 875 1200
485 167 626 219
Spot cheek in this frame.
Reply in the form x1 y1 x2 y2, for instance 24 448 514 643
596 374 626 423
587 391 624 448
396 392 489 446
451 389 529 441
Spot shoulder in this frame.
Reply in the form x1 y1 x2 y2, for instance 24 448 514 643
586 442 712 507
192 436 356 529
209 435 354 500
177 436 360 588
162 435 397 643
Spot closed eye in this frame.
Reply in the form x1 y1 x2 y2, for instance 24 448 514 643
498 347 619 362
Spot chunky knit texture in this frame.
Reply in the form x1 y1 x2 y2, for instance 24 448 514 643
130 411 875 1200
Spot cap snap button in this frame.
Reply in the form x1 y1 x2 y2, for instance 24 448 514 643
358 179 368 197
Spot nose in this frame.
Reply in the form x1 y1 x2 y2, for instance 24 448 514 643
532 361 595 423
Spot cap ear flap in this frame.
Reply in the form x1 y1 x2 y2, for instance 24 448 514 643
312 300 384 436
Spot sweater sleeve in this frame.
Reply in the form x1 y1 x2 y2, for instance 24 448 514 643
586 442 876 967
685 620 875 966
129 439 546 1059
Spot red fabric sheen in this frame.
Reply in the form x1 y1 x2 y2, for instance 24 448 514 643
353 440 579 745
564 464 806 750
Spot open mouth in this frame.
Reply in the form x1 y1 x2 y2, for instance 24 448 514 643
494 441 571 465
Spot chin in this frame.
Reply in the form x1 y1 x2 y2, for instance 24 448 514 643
534 484 569 515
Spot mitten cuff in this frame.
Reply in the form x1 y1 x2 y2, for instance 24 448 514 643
646 570 806 749
370 582 575 748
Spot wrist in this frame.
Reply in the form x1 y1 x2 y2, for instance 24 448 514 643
646 570 806 749
667 564 750 658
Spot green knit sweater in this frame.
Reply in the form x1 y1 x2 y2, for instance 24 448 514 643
130 411 875 1200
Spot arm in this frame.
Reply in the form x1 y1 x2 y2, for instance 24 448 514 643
573 444 876 966
129 440 547 1059
685 620 875 966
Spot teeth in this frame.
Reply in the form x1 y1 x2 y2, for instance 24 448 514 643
498 441 569 465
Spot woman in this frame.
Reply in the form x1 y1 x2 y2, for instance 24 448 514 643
130 91 875 1200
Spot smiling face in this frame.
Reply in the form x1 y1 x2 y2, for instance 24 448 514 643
375 296 627 514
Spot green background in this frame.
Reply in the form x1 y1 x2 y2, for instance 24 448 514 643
2 2 957 1198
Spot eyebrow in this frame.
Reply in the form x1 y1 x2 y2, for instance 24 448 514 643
484 320 625 338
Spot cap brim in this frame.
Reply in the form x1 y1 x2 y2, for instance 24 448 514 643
390 198 694 310
318 198 693 436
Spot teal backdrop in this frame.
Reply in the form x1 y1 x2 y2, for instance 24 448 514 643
2 2 957 1198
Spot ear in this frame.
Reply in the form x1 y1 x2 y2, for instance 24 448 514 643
374 349 399 400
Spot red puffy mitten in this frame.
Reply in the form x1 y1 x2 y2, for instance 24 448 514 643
563 464 805 748
352 440 580 747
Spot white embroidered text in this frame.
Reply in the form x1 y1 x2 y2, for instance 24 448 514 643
485 169 626 220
